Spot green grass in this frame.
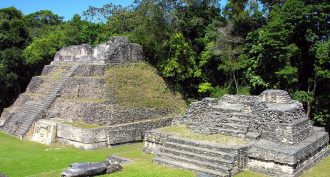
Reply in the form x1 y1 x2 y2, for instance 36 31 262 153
0 132 194 177
160 125 249 145
62 121 102 129
45 65 67 80
0 132 329 177
105 62 187 114
61 96 108 103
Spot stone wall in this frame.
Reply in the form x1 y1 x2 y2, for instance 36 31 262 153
46 98 171 126
32 117 173 149
248 127 329 177
53 36 143 64
72 65 106 77
144 129 250 176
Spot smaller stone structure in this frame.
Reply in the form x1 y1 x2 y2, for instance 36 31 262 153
144 129 249 177
145 90 329 177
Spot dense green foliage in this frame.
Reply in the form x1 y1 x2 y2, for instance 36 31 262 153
0 7 30 111
0 0 329 132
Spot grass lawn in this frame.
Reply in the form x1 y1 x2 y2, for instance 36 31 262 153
0 132 329 177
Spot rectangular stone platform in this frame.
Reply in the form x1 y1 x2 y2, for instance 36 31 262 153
31 117 173 150
144 127 250 177
248 127 329 177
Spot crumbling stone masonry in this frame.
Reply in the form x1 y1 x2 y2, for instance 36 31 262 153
0 36 174 149
144 90 329 177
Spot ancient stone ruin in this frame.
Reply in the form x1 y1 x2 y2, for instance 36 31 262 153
0 36 328 177
0 36 177 149
144 90 329 177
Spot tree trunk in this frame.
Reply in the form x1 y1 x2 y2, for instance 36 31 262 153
307 101 312 118
233 70 239 94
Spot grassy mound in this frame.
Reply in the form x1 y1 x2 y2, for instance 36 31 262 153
105 62 187 114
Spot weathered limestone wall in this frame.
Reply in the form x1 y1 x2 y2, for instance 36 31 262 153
60 77 108 98
93 37 143 63
46 98 171 126
53 36 143 64
144 129 250 176
248 127 329 177
72 65 106 77
32 117 172 149
31 119 57 145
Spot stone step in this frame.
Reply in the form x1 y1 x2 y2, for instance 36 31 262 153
157 152 231 173
166 137 240 154
215 128 247 137
215 123 248 132
0 64 79 137
159 146 233 168
154 157 229 177
163 141 235 161
211 106 244 113
214 112 252 117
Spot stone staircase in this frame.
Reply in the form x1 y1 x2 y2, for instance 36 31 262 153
211 111 251 137
154 136 248 177
189 103 252 137
1 64 78 137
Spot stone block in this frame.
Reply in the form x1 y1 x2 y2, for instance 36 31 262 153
93 36 143 63
54 44 94 62
31 119 57 145
72 64 106 77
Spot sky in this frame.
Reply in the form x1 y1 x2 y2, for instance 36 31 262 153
0 0 135 20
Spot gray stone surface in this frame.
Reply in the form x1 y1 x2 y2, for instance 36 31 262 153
54 36 143 64
54 44 94 62
145 130 249 177
61 161 122 177
0 173 8 177
145 90 329 177
54 117 172 149
93 36 143 63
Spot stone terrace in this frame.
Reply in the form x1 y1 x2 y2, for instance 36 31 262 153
144 90 329 177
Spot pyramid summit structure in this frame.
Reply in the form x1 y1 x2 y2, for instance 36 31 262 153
0 36 186 149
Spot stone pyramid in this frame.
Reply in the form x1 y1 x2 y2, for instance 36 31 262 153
0 36 186 149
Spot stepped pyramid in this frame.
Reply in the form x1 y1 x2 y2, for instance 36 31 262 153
0 36 186 149
144 90 329 177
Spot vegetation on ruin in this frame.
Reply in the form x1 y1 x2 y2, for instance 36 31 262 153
43 65 67 80
0 132 329 177
160 125 249 145
62 121 102 129
61 96 109 104
105 62 187 114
